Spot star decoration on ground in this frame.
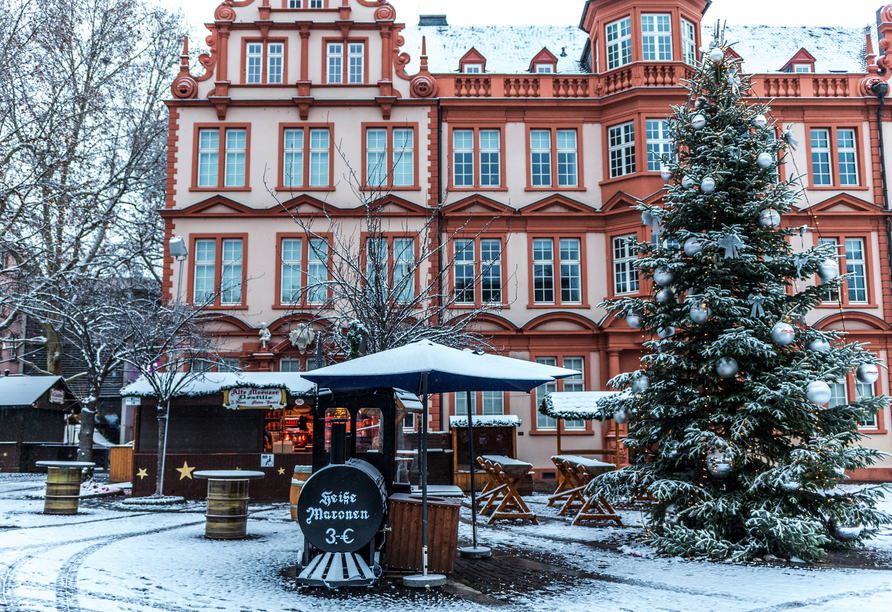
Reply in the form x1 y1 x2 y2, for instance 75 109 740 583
278 468 285 475
136 468 148 480
176 461 195 480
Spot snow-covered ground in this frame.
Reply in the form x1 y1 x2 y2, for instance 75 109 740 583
2 473 891 612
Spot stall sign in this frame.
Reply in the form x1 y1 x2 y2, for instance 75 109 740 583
223 387 286 410
49 389 65 404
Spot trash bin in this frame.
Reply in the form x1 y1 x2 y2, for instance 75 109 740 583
384 493 461 574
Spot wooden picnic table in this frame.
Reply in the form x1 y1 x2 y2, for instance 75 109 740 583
475 455 538 524
547 455 621 526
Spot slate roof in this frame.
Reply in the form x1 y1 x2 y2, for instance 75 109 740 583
399 23 873 76
0 375 63 407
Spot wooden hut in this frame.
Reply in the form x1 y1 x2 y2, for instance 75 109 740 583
0 375 82 472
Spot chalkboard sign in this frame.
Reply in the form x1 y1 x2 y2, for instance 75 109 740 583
297 458 386 553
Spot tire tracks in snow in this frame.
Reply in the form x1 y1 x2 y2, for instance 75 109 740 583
2 517 203 612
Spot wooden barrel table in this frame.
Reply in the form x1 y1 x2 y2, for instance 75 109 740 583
194 470 265 540
35 461 95 515
289 465 312 520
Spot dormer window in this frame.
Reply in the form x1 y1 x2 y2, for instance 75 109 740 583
458 47 487 74
781 48 816 73
794 64 812 73
529 48 558 74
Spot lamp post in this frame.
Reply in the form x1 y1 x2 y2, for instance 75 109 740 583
159 237 189 496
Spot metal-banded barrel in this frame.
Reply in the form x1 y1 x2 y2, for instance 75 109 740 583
289 466 313 520
36 461 95 516
194 470 265 540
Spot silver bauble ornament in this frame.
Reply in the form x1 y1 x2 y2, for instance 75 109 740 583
631 375 650 394
654 269 674 286
656 288 674 303
657 326 675 339
613 409 630 425
660 169 673 181
781 481 800 492
706 449 734 478
809 338 831 352
626 313 642 329
708 47 725 64
759 208 781 228
690 303 710 324
831 523 863 542
692 114 707 130
716 357 738 378
753 114 768 128
806 380 832 405
682 176 695 189
771 321 796 346
757 152 774 168
817 259 838 280
663 504 680 526
856 363 880 385
701 176 716 193
664 441 681 460
683 237 702 257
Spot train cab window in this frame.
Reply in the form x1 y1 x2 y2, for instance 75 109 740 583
355 407 382 453
323 406 351 453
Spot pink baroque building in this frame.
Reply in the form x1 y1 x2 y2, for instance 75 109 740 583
164 0 892 482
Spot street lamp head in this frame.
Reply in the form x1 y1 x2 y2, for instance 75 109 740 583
169 236 188 260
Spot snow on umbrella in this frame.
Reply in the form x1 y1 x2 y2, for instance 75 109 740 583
302 339 579 584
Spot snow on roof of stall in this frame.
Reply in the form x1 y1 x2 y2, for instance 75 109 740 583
400 25 589 75
394 389 423 412
540 391 618 420
721 25 871 73
120 372 314 398
0 375 63 407
449 414 521 428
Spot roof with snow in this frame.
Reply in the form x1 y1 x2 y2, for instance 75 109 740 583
399 24 871 76
120 372 315 398
539 391 618 421
0 375 67 407
449 414 522 428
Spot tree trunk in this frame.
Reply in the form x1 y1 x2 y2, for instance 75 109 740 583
155 401 169 496
76 399 96 471
44 325 63 375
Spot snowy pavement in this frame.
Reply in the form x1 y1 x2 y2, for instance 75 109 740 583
2 473 891 612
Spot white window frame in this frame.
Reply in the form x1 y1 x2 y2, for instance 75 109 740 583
327 42 343 84
810 128 832 186
561 356 585 429
556 129 578 188
481 391 504 416
559 238 582 304
646 119 672 172
309 128 330 187
453 129 474 188
829 379 848 408
479 129 501 187
681 18 696 65
197 129 219 187
306 238 327 304
480 238 502 304
641 14 672 61
392 127 414 187
462 63 482 74
845 238 867 304
794 64 812 73
246 42 263 84
393 237 415 302
281 238 302 304
283 128 304 187
535 64 554 73
453 238 475 304
613 235 639 295
606 16 632 70
366 128 387 188
194 239 215 303
535 357 558 430
609 121 636 178
856 381 878 429
224 129 246 188
267 42 284 84
530 129 552 187
837 128 858 186
348 42 364 84
818 237 841 303
532 238 555 304
220 238 243 305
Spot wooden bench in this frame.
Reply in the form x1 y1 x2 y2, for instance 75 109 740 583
475 455 538 524
547 455 621 526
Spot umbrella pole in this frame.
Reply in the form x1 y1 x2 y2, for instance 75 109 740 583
403 371 446 587
459 390 491 559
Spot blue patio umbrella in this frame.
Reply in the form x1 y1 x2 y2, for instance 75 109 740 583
302 340 579 585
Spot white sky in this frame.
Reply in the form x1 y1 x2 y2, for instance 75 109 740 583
168 0 884 30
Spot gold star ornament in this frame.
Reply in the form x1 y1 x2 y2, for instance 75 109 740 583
176 461 195 480
137 468 148 480
278 468 285 475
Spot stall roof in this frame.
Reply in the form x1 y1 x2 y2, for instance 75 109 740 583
0 375 65 407
449 414 522 428
120 372 315 398
539 391 619 421
395 389 423 413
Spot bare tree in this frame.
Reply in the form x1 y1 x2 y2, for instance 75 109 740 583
118 299 225 497
267 142 513 360
0 0 187 374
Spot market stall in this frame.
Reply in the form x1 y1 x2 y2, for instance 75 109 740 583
121 373 314 498
448 414 521 493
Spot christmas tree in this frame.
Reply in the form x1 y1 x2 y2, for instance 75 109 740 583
592 28 891 562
